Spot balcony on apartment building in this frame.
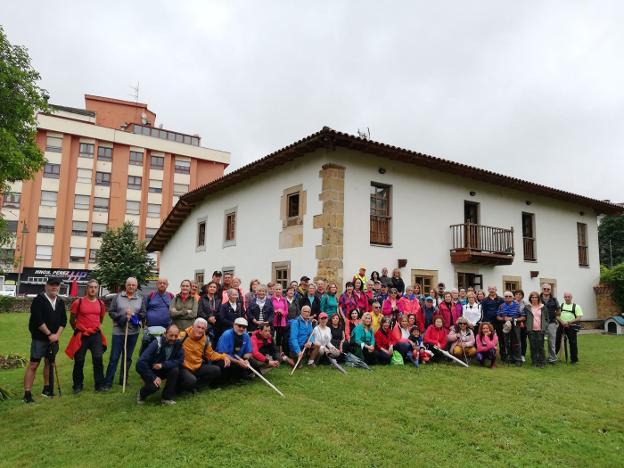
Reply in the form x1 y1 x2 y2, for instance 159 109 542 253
449 222 515 265
127 123 201 147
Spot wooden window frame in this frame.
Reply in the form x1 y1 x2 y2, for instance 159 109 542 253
370 182 392 246
502 275 522 294
223 208 237 247
457 272 483 290
577 222 589 267
411 269 438 294
522 212 537 261
196 218 207 251
272 261 291 290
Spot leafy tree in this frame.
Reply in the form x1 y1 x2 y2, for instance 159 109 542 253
599 215 624 267
0 26 49 243
92 222 155 292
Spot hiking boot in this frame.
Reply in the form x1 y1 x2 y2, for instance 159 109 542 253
95 386 110 393
23 391 34 404
41 386 55 398
161 399 176 406
136 390 145 405
73 386 83 395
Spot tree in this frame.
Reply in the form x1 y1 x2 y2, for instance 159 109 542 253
599 215 624 267
0 26 49 242
92 222 155 292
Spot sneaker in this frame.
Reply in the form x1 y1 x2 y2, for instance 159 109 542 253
95 386 110 393
41 386 55 398
73 386 83 395
136 390 145 405
521 356 526 362
161 399 176 406
307 362 316 368
23 391 34 404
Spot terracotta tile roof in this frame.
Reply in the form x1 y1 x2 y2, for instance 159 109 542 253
147 126 622 252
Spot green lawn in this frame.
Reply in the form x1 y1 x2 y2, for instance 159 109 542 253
1 312 623 468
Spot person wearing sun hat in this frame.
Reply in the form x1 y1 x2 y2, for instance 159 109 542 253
353 265 368 292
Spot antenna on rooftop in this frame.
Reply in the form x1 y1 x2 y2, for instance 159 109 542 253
129 82 140 102
357 127 371 140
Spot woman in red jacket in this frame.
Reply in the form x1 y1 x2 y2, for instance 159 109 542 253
373 317 394 365
382 288 404 327
424 315 447 362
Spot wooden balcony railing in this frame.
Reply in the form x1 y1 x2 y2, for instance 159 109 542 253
523 237 536 261
370 215 391 245
450 223 514 265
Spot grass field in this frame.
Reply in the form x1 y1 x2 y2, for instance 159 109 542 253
1 312 623 467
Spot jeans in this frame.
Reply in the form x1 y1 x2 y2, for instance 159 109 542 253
395 342 413 363
528 331 545 366
140 367 180 401
104 333 139 386
72 332 105 390
555 326 579 363
547 322 558 363
476 348 497 367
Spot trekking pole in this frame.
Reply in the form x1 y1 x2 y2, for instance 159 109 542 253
122 318 129 394
564 333 569 364
232 356 285 397
290 333 313 376
53 359 62 397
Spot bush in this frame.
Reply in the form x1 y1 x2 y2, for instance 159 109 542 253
0 295 17 313
600 264 624 310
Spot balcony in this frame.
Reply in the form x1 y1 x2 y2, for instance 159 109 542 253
450 223 514 265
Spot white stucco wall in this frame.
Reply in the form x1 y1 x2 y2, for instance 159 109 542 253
160 146 602 320
159 151 325 290
335 149 600 319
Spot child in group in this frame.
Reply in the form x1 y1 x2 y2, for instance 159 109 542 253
407 325 430 366
476 322 498 368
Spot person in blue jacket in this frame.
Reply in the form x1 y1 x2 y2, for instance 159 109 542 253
216 317 253 382
136 324 184 405
289 305 314 360
139 278 175 355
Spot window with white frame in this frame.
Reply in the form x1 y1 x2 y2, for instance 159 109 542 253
149 179 162 193
79 143 94 158
173 183 189 196
150 155 164 169
97 146 113 161
43 163 61 179
46 136 63 152
36 245 53 261
74 194 90 210
145 227 158 240
197 219 206 249
38 218 55 233
126 200 140 215
77 168 93 184
40 191 57 207
91 223 107 238
2 192 20 208
70 247 86 263
174 159 191 174
93 197 109 212
128 175 142 190
147 203 161 218
72 221 88 236
129 151 144 166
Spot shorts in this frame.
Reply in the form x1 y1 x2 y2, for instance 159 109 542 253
30 339 58 363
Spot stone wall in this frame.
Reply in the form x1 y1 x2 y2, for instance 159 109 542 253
313 164 345 290
594 285 620 320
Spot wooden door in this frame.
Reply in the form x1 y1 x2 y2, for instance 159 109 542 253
464 201 480 249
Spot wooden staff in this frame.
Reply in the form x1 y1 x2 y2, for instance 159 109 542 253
232 355 284 397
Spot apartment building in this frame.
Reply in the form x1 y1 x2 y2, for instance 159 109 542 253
0 95 229 295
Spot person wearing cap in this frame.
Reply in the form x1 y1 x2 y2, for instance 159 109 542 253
353 266 368 292
539 283 560 364
496 291 526 365
436 282 446 299
308 313 339 367
23 277 67 403
216 317 254 382
295 276 310 301
416 296 437 332
289 305 314 360
447 317 477 360
103 277 145 390
179 318 230 392
211 271 223 297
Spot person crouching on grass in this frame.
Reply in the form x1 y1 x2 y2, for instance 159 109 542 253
448 317 477 362
408 325 429 365
216 317 254 382
476 322 498 368
136 324 183 405
250 322 294 372
423 315 447 362
308 313 340 367
24 277 67 403
289 305 314 363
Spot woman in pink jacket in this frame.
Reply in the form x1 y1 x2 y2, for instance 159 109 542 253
382 288 404 327
353 278 370 313
399 285 422 316
476 322 498 368
271 284 289 353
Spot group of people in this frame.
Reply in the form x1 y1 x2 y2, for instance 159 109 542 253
23 266 583 405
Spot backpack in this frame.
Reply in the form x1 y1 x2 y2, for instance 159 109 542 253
179 333 212 362
72 297 105 329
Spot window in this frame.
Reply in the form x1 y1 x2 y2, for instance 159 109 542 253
195 270 205 285
91 223 107 238
370 183 391 245
578 222 589 266
175 159 191 174
272 261 291 290
129 151 144 166
522 212 536 261
128 176 142 190
287 193 300 218
43 163 61 179
5 220 17 233
504 280 521 293
40 191 57 207
148 179 162 193
457 273 483 290
89 249 98 263
126 200 140 215
96 172 111 187
28 276 48 284
79 143 94 158
147 203 161 218
97 146 113 161
173 183 189 196
224 209 236 245
38 218 55 233
150 155 164 169
145 228 158 240
36 245 53 261
70 247 86 263
2 192 20 208
411 269 438 295
197 220 206 248
46 136 63 152
93 197 109 212
72 221 88 236
77 168 93 184
74 194 90 210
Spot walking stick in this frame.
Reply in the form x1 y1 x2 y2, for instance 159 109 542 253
122 319 129 394
290 332 313 376
564 333 569 364
232 356 284 397
53 359 62 397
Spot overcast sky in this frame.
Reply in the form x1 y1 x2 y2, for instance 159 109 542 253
3 1 623 201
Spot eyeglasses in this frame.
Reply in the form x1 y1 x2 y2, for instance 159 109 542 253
235 324 247 329
504 295 513 298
